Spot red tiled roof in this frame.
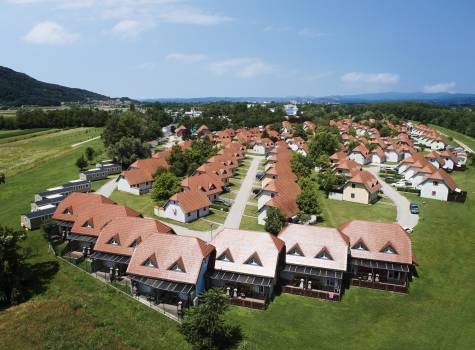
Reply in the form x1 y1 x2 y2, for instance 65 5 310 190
168 190 211 213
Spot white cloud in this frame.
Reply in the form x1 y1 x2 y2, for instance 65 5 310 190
106 20 152 39
298 28 327 38
158 6 233 25
341 72 399 85
208 58 273 79
22 21 79 45
423 82 456 93
166 53 207 64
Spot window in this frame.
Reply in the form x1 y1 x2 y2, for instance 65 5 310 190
63 208 72 215
217 249 234 262
352 183 356 188
129 239 140 248
82 221 92 228
351 193 355 199
433 181 438 186
432 191 436 196
315 248 333 260
380 244 397 254
107 236 120 245
244 253 262 266
352 240 368 251
169 259 185 273
287 244 304 257
143 255 157 268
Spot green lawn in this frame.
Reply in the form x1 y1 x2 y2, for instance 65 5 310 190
244 205 258 217
0 127 103 177
0 128 50 140
430 124 475 151
0 137 187 350
318 192 397 227
229 169 475 350
239 215 265 232
90 176 117 192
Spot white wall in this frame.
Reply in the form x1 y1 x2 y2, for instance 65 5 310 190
420 181 449 201
117 177 132 193
349 153 366 165
252 145 265 154
257 192 272 210
385 151 400 163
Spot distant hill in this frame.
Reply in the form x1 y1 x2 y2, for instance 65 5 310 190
0 66 110 107
145 92 475 105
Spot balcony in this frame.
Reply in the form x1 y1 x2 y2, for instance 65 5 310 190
282 285 341 301
351 278 408 293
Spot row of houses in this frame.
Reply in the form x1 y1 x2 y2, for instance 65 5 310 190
256 141 301 225
157 142 246 223
52 192 416 310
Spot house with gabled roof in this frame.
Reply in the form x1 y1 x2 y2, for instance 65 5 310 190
424 151 446 169
348 144 371 165
342 170 381 204
181 173 223 202
118 158 169 195
278 225 349 301
197 124 210 135
252 138 274 154
127 233 215 308
157 190 211 223
438 149 458 171
91 217 174 277
209 228 285 309
370 146 386 164
419 168 458 201
339 220 415 293
194 162 234 185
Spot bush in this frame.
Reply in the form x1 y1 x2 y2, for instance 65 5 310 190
396 187 420 193
210 204 229 212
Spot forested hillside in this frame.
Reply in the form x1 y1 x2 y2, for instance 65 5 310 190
0 66 108 107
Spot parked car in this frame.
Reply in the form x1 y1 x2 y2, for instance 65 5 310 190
214 198 231 207
391 180 406 188
409 202 419 214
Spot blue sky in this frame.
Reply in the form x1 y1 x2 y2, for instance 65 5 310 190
0 0 474 99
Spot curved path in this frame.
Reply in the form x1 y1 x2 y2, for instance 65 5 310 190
367 166 419 229
95 176 118 197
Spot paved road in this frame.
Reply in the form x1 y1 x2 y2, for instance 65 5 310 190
95 176 118 197
368 166 419 229
223 156 261 229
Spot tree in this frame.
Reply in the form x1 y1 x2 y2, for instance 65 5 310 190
0 172 5 185
296 182 321 216
317 169 347 192
314 154 331 171
293 123 307 140
107 136 151 168
85 147 96 162
180 288 242 350
308 131 340 163
265 207 287 235
290 152 313 179
75 154 88 171
151 171 181 205
347 140 359 152
0 226 26 305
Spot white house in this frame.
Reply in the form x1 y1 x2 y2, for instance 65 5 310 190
348 145 371 165
117 169 153 195
420 169 457 201
157 190 211 223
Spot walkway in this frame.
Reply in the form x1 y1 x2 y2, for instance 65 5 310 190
95 176 118 197
437 130 474 153
71 136 100 148
223 156 262 229
367 166 419 229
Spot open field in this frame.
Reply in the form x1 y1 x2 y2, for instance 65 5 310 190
0 128 50 139
430 124 475 151
0 139 187 350
0 127 103 177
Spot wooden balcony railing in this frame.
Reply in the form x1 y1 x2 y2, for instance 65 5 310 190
282 285 341 301
351 278 408 293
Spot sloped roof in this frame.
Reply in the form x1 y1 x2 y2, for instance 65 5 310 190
211 228 284 278
421 168 457 190
348 170 382 194
181 173 223 195
168 190 211 213
120 169 153 186
339 220 413 265
94 217 174 257
130 158 169 176
127 233 215 285
53 192 114 222
278 224 349 272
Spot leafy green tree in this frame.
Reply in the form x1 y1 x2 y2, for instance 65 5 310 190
0 226 26 305
265 207 287 235
308 131 340 163
293 123 307 140
107 136 151 169
317 169 347 192
296 184 321 216
180 288 242 350
380 126 392 137
315 154 331 171
151 171 181 205
85 146 96 162
347 140 359 152
290 152 313 179
75 154 88 171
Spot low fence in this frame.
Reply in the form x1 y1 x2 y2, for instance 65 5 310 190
351 279 408 293
282 286 341 301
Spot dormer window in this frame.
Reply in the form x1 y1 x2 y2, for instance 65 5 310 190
169 258 185 273
63 208 72 215
129 239 140 248
107 236 120 246
82 220 93 228
352 240 368 251
315 248 333 260
287 244 304 257
217 248 233 262
381 244 397 254
244 253 262 266
142 254 157 268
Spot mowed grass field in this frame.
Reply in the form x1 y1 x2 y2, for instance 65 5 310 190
430 124 475 151
0 128 474 349
0 127 102 177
